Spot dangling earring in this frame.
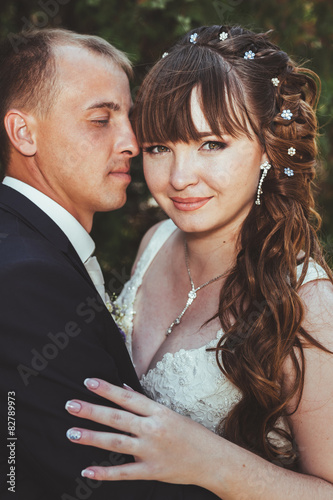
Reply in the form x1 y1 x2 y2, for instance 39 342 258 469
255 161 271 206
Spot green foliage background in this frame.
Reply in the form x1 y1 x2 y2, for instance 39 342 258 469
1 0 332 291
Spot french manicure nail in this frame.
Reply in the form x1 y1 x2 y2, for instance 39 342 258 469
123 383 135 391
66 429 82 441
65 401 82 413
82 469 95 478
84 378 100 389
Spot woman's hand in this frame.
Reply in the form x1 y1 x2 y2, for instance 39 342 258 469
65 378 218 485
65 374 333 500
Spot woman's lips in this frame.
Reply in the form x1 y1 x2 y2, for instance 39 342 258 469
170 197 212 211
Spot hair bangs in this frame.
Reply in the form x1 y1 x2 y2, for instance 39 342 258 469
198 61 256 140
132 45 255 146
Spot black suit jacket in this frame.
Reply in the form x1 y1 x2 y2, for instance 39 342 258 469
0 185 218 500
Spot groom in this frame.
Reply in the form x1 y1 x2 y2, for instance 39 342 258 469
0 29 217 500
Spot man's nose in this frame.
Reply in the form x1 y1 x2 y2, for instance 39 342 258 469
118 120 140 158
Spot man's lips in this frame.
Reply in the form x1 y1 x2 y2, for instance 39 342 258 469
170 197 213 211
108 168 131 181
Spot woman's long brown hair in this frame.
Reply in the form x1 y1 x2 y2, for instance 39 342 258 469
132 25 333 468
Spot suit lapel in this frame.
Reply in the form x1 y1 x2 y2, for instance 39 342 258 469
0 184 92 286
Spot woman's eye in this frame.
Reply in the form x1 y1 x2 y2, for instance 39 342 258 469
92 119 109 126
143 145 170 154
201 141 227 151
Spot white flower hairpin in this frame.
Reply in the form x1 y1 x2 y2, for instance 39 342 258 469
284 167 294 177
244 50 255 60
190 33 198 44
281 109 293 120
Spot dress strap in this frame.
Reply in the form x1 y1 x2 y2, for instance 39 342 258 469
133 219 177 284
116 219 177 361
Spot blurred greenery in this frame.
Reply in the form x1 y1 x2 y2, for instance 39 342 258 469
1 0 332 288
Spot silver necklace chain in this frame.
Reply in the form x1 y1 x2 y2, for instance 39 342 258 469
166 240 228 336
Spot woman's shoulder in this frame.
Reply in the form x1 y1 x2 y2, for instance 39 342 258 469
131 219 177 275
285 277 333 481
296 258 333 347
297 258 330 285
298 278 333 349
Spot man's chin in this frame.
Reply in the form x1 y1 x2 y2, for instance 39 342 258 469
98 195 128 213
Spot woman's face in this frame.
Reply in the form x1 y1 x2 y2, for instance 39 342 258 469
143 88 267 238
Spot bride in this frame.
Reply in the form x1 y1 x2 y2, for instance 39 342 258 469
65 25 333 498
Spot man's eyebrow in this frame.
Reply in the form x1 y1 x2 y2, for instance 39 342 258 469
86 101 120 111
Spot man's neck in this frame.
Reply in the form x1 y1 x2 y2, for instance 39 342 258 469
5 169 93 232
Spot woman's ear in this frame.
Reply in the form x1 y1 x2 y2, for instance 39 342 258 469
4 110 37 157
260 151 270 165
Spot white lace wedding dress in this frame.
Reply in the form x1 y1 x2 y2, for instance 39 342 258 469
115 219 328 444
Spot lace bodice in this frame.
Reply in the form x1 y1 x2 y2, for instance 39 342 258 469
115 219 329 437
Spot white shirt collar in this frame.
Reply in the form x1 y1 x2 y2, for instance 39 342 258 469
2 176 95 263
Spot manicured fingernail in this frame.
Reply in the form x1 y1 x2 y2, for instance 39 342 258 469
123 383 135 391
82 469 95 478
84 378 100 389
66 429 82 440
65 401 82 413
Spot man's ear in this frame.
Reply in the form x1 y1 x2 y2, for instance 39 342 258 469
4 110 37 157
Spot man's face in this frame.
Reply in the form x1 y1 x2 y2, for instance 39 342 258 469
34 45 139 230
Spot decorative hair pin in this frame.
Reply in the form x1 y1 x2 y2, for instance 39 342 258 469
219 32 228 41
288 147 296 156
162 52 169 59
244 50 255 60
271 77 280 87
190 33 199 44
284 167 294 177
281 109 293 120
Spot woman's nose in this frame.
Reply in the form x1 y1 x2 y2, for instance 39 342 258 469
169 153 199 190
